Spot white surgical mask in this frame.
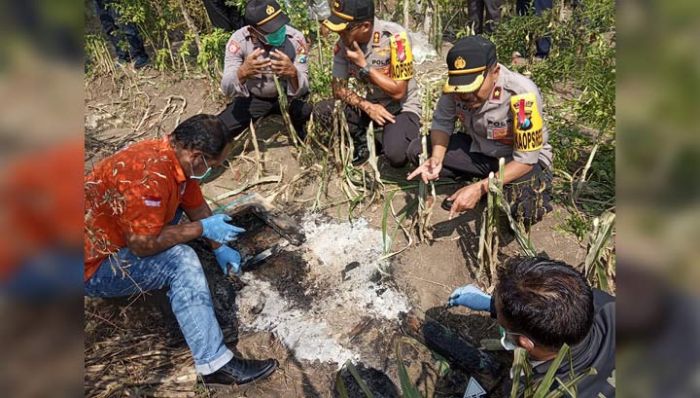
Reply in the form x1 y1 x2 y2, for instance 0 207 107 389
190 154 213 181
500 334 519 351
499 326 524 351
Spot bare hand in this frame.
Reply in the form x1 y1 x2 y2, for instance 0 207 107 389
448 183 485 219
241 48 271 79
345 41 367 68
270 49 296 78
407 157 442 184
363 103 395 126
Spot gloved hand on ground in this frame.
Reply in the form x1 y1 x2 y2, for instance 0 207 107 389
213 245 242 275
447 284 492 311
200 214 245 243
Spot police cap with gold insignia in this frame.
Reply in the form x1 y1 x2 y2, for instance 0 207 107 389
323 0 375 32
443 36 497 94
245 0 290 34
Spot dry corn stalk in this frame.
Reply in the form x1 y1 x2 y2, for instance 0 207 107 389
86 35 116 76
366 121 383 190
248 120 263 178
487 159 537 258
273 74 306 149
478 170 500 287
583 211 615 292
416 82 438 241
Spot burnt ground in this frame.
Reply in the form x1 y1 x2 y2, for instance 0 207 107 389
84 62 587 397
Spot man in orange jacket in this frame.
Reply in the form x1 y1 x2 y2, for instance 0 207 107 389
84 114 277 386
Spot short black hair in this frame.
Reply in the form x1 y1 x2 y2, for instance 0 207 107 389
171 114 227 159
496 257 594 349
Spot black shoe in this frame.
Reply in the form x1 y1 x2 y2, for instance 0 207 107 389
352 146 370 166
202 356 278 386
134 55 150 69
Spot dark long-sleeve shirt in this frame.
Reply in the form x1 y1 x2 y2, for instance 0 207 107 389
494 289 616 397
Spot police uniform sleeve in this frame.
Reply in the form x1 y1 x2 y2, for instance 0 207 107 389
332 41 349 79
512 87 547 165
221 29 250 98
430 94 457 135
287 32 310 97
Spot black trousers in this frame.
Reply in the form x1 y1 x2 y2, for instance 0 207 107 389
468 0 502 34
407 133 552 224
218 95 312 141
94 0 148 62
202 0 245 31
516 0 553 57
314 100 421 167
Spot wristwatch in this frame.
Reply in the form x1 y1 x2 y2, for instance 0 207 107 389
358 65 371 82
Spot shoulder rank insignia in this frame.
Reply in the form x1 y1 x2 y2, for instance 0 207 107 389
492 86 502 101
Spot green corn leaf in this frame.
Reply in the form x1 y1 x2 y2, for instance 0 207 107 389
533 344 570 398
395 339 425 398
344 360 375 398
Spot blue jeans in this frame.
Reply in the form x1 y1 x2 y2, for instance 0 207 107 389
2 249 83 300
85 244 233 375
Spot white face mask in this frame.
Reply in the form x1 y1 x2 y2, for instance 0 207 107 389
190 154 213 181
500 334 519 351
499 326 523 351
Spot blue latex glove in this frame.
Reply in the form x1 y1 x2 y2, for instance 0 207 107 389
200 214 245 243
447 284 492 311
213 245 242 275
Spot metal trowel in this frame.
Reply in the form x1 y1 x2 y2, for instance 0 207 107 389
240 240 289 271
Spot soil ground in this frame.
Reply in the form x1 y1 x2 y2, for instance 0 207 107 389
84 60 586 397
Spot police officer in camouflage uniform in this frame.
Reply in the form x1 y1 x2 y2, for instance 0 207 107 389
218 0 312 140
407 36 552 224
316 0 422 166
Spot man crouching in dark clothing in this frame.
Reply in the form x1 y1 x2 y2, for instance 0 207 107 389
447 257 615 397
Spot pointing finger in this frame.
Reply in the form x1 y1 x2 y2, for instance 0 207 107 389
407 167 422 181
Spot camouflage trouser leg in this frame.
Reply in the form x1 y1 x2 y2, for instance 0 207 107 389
503 165 553 226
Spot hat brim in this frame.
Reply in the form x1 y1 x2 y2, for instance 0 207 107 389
322 14 349 32
258 12 290 33
443 73 485 94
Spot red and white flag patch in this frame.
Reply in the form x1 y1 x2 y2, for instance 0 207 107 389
228 40 241 55
144 196 162 207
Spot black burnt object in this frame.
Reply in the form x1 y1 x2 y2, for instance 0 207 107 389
441 197 454 211
342 261 361 280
